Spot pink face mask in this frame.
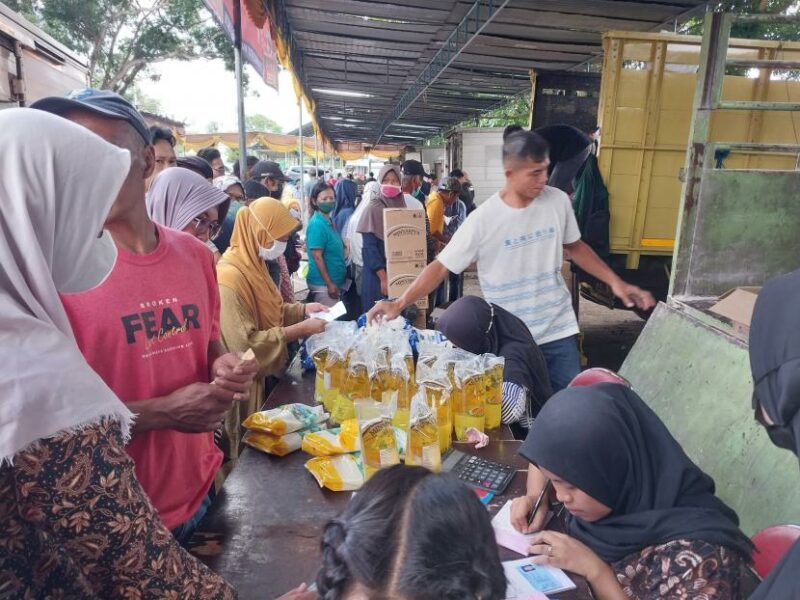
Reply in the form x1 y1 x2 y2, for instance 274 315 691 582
380 184 402 198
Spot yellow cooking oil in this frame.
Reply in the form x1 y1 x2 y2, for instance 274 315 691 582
484 361 504 430
405 414 441 472
454 373 485 441
421 382 452 453
358 412 399 480
311 347 328 405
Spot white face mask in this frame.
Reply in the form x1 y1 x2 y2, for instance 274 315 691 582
258 240 287 261
289 208 301 220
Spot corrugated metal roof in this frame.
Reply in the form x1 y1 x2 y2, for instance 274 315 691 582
275 0 708 145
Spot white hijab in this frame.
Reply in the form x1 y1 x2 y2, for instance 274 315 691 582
0 108 134 464
347 180 380 267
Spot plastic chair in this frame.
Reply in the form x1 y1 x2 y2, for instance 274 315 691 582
568 368 632 388
751 525 800 579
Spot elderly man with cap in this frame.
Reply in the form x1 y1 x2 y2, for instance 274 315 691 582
250 159 289 200
401 159 437 266
30 89 259 546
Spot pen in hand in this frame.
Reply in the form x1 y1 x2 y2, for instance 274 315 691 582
527 479 552 529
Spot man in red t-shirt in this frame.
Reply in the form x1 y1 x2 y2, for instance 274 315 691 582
32 90 258 544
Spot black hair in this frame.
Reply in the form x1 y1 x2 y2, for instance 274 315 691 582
448 168 464 179
233 155 259 178
502 127 549 164
347 173 353 180
309 181 335 212
149 125 176 147
176 156 214 180
317 465 506 600
197 146 221 162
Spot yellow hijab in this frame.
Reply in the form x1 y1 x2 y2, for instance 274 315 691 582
217 197 299 329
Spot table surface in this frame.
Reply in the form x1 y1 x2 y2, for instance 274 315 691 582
190 360 592 599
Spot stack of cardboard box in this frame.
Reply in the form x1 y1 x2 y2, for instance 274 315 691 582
383 208 428 325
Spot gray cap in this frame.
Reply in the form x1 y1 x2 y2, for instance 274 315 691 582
31 88 151 145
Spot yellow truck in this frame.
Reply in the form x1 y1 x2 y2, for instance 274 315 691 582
560 30 800 309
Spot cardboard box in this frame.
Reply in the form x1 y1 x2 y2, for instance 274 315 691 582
387 258 429 310
709 287 760 336
384 208 426 263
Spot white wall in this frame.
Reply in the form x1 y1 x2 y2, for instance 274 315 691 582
459 128 506 205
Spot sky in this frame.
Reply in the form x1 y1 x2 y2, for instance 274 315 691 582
138 59 310 134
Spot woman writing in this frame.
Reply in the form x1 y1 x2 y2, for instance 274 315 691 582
306 182 347 308
216 198 328 462
511 384 752 599
146 167 231 260
356 164 405 313
436 295 552 432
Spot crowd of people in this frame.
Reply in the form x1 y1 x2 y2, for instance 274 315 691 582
0 87 797 600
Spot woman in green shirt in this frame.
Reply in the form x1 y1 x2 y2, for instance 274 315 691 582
306 181 347 307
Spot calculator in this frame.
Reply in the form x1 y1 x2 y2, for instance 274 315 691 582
441 449 516 495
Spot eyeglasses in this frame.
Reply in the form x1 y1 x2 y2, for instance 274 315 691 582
191 216 221 239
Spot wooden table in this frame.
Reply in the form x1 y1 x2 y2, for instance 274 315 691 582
190 360 592 599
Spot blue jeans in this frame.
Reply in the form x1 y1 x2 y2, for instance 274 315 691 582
539 335 581 393
171 488 214 547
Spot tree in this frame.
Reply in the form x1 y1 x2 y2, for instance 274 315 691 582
684 0 799 39
5 0 234 96
206 121 221 133
245 113 282 133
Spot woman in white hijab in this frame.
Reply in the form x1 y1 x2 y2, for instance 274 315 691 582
0 109 240 598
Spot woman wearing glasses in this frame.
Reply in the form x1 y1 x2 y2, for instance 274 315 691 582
147 167 231 262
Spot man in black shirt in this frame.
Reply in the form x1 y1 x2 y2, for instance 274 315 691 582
533 124 594 195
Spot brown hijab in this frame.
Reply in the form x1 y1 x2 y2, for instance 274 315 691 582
217 197 299 329
356 163 404 240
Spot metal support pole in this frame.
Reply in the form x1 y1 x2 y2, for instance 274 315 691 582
298 102 305 205
233 0 247 180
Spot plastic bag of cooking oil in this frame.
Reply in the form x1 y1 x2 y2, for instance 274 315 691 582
341 334 371 406
405 390 441 472
242 403 327 436
244 423 327 457
305 333 331 405
325 334 355 424
356 399 400 480
482 354 505 430
452 355 486 441
417 337 449 369
301 418 361 456
416 360 454 454
305 453 364 491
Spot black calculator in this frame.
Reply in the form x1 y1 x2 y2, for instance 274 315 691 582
441 449 516 495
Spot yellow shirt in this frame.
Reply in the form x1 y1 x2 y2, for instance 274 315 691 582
426 190 445 235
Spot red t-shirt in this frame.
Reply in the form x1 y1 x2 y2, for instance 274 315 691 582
61 224 222 529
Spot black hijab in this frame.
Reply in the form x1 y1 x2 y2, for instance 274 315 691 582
748 269 800 600
520 384 752 563
749 268 800 458
435 296 552 411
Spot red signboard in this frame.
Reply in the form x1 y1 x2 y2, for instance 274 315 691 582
203 0 279 91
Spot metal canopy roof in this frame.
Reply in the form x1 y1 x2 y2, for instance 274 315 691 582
274 0 708 146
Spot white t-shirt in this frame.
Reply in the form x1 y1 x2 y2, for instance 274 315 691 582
404 193 424 209
437 186 581 345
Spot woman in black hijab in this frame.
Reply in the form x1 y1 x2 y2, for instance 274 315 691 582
748 269 800 600
435 296 552 432
512 384 752 599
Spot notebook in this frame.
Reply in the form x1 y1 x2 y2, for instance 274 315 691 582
491 500 536 556
504 557 576 597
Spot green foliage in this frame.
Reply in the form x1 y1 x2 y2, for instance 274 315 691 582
205 120 220 133
471 95 531 128
245 113 281 133
684 1 800 40
3 0 234 95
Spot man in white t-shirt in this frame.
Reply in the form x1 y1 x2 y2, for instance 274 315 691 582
368 128 655 391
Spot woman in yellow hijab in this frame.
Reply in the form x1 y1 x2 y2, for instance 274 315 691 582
216 197 327 468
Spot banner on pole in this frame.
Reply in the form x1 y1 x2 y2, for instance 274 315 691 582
203 0 280 91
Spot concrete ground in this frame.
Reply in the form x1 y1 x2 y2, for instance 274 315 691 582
462 272 645 372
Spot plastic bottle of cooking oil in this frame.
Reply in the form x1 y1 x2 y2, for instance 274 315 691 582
356 400 400 480
483 355 505 430
405 392 441 472
453 358 485 441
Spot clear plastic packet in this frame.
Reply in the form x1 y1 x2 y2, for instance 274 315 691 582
405 390 442 472
305 453 364 491
416 360 453 454
417 337 449 370
243 423 327 457
326 335 354 423
242 403 327 436
305 333 330 405
453 355 486 441
482 354 505 430
301 419 361 456
355 399 400 480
